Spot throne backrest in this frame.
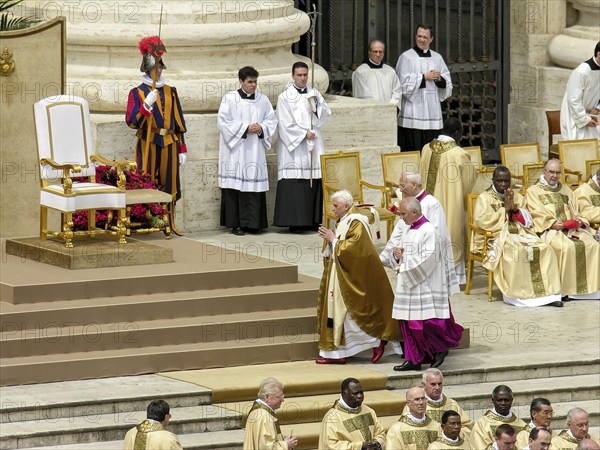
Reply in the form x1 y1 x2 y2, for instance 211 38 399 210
34 95 96 181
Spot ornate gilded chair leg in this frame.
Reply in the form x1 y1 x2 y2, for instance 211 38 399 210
169 201 183 236
40 206 48 240
117 209 127 244
487 269 494 302
464 255 474 295
63 212 74 248
162 203 172 238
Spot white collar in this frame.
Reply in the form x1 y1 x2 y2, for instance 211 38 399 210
492 408 513 419
425 393 445 404
539 174 558 189
142 74 165 88
339 396 359 411
442 432 459 443
492 185 505 196
407 411 427 423
256 398 275 412
436 134 455 142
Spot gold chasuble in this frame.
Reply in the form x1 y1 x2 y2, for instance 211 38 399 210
401 395 473 430
421 139 476 267
525 181 600 296
469 410 527 450
428 435 472 450
474 188 561 301
573 177 600 226
243 401 288 450
515 424 556 450
317 206 401 352
123 420 182 450
318 400 386 449
386 415 441 450
551 431 600 450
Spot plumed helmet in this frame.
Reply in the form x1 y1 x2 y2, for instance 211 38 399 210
138 36 167 72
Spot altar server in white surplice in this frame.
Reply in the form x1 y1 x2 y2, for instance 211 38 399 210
273 61 331 233
217 66 277 236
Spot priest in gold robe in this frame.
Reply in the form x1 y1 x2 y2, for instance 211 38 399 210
573 169 600 234
402 368 472 432
243 378 297 450
316 190 402 364
469 385 527 450
428 410 472 450
318 377 386 449
386 387 442 450
551 408 600 450
421 118 476 283
475 166 562 306
524 159 600 300
515 398 556 449
123 400 182 450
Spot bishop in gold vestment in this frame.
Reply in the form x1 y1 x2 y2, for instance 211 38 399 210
475 167 562 306
573 171 600 230
421 118 476 283
525 160 600 299
123 400 182 450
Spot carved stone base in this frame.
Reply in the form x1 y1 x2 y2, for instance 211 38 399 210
5 235 173 270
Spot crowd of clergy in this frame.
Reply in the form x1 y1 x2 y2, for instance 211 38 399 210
241 374 599 450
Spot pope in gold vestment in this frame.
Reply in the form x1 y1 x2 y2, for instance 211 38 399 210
551 430 600 450
525 179 600 297
318 400 386 449
123 420 182 450
475 187 561 305
421 137 476 280
243 401 288 450
469 410 527 450
386 415 442 450
317 205 401 357
573 175 600 229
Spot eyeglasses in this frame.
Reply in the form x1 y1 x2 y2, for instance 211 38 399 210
544 169 562 176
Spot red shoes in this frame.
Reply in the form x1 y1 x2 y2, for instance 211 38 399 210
371 341 387 363
315 357 346 365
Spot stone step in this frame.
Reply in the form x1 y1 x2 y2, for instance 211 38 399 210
0 404 241 450
0 307 317 357
0 334 318 386
0 275 319 328
0 375 211 423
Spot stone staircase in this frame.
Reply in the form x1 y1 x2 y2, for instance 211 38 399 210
0 237 321 386
2 358 598 450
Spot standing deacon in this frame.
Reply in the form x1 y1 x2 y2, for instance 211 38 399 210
474 166 562 306
352 39 402 107
274 62 331 233
316 190 402 364
396 24 452 151
560 41 600 140
123 399 182 450
244 377 298 450
217 66 278 236
126 36 188 202
318 378 386 449
421 118 476 283
386 386 442 450
381 198 463 371
525 159 600 299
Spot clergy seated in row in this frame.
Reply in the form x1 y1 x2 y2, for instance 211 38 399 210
318 377 385 450
487 424 517 450
469 385 527 450
524 159 600 300
474 166 563 307
515 398 556 449
421 118 477 284
386 387 442 450
573 169 600 235
524 427 553 450
243 377 297 450
551 408 600 450
428 410 472 449
401 368 473 433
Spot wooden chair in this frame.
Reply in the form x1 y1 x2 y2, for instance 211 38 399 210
380 150 421 208
464 193 495 302
321 151 395 239
586 159 600 179
558 138 599 189
34 95 130 248
500 143 541 190
522 163 545 194
545 110 561 159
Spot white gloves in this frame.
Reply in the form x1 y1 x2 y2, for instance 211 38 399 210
144 89 158 110
178 153 187 166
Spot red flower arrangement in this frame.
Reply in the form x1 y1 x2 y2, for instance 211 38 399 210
72 166 164 231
